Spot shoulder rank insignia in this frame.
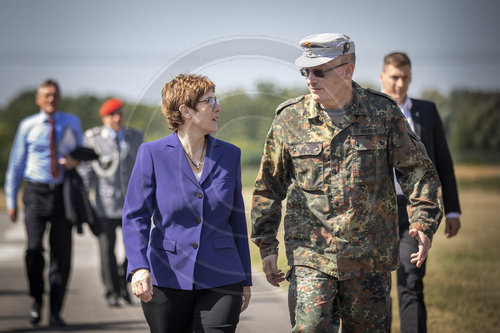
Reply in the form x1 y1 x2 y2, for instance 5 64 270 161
275 95 305 114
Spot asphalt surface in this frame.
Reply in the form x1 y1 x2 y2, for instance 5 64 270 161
0 211 291 332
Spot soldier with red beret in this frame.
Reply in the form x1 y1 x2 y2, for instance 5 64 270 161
78 98 143 307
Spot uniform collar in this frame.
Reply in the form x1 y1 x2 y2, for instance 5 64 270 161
303 95 323 119
102 125 123 140
303 81 371 120
348 81 374 116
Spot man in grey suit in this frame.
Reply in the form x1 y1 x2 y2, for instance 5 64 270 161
79 98 143 307
380 52 462 333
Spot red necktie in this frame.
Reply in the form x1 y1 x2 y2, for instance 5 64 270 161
48 117 61 179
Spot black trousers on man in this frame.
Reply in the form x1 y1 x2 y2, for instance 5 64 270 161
23 182 72 316
397 195 427 333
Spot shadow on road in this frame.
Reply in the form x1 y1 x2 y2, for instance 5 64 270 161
1 320 147 332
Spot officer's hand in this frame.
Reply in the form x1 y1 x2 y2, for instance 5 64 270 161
444 217 461 238
409 229 432 268
241 286 251 313
131 269 153 303
262 254 285 287
59 155 80 170
7 207 17 223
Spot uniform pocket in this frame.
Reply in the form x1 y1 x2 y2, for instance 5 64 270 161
351 136 387 184
289 142 324 190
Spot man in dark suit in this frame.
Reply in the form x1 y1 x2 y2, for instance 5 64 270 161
380 52 462 332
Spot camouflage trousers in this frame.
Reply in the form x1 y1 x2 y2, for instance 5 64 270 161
288 265 391 333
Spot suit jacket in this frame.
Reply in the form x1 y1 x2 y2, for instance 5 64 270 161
79 126 143 219
122 132 252 290
410 98 461 214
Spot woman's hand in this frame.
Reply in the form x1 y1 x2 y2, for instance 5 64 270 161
131 269 153 303
241 286 251 312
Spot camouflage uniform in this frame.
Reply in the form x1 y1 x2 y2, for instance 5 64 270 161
288 266 391 332
251 82 442 332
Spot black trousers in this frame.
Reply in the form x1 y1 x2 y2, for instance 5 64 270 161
22 182 72 315
98 218 127 297
397 195 427 333
141 283 243 333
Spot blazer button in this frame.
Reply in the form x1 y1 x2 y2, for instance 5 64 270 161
196 192 203 199
192 242 199 249
195 217 202 224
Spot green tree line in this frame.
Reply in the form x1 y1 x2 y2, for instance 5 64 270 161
1 83 499 186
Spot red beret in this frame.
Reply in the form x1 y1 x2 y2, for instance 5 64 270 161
99 98 123 116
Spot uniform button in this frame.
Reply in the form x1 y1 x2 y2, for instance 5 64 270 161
196 192 203 199
195 217 201 224
192 242 199 249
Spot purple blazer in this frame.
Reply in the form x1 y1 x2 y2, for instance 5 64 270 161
122 132 252 290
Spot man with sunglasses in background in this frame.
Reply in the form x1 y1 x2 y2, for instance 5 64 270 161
78 98 143 307
251 33 443 332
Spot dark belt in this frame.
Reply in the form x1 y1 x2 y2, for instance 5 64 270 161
26 181 63 190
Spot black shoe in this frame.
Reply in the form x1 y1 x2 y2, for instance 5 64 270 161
28 301 42 325
49 313 67 327
106 294 120 307
121 290 132 305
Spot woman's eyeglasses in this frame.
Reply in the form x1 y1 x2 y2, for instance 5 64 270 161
300 63 348 78
198 97 220 109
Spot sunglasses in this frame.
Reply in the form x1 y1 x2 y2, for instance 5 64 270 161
198 96 220 109
300 63 348 78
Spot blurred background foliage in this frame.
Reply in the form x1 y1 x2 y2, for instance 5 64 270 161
1 81 499 186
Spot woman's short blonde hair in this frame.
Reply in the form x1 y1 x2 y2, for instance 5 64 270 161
161 74 216 130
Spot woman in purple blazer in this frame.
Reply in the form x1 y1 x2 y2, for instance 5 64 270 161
122 74 252 332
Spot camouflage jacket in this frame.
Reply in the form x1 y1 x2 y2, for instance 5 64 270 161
251 82 443 280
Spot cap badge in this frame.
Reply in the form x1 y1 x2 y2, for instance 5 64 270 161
304 42 313 55
343 42 350 54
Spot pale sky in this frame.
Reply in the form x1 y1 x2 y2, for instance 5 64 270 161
1 0 499 108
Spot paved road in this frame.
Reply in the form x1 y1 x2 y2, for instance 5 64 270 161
0 211 291 332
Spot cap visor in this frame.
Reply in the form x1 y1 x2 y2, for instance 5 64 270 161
294 55 336 68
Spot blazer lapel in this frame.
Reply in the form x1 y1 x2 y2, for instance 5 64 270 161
200 135 222 185
166 133 200 187
410 99 422 137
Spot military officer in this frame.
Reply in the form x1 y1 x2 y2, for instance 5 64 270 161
251 33 443 332
78 98 143 307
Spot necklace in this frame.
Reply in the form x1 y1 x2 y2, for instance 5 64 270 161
182 137 207 170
